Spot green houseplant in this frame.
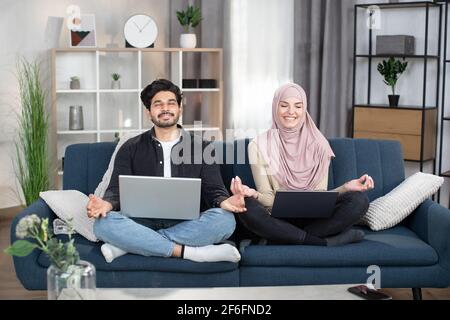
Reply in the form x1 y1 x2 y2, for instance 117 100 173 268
15 59 50 206
5 215 96 300
377 57 408 107
111 73 121 89
176 5 202 48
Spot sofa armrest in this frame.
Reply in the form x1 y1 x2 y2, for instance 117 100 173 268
10 198 56 290
406 199 450 272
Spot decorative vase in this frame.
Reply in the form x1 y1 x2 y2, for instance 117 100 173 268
180 33 197 48
69 105 84 130
70 79 80 90
111 80 121 90
388 95 400 107
47 260 96 300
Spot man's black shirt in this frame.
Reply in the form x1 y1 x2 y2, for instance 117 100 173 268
103 126 230 212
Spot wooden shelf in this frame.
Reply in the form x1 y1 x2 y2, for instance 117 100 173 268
54 48 222 53
56 89 96 93
57 130 98 135
356 54 439 59
356 1 440 9
182 88 220 92
53 48 224 190
354 104 437 110
98 89 141 93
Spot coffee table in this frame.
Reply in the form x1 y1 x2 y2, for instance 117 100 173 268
68 284 365 300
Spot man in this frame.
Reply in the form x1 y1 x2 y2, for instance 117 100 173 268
87 79 246 263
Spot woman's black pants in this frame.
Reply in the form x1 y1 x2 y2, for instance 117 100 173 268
235 191 370 245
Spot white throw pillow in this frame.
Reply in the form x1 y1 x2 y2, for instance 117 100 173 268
360 172 444 231
94 132 140 198
40 190 98 242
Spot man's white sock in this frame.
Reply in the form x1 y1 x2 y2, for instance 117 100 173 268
183 244 241 263
101 243 127 263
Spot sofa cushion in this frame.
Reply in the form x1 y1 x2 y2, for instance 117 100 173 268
240 226 438 267
361 172 444 231
64 143 116 195
328 139 405 202
37 235 238 274
39 190 97 242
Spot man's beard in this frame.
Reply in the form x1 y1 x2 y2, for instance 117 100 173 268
151 111 180 128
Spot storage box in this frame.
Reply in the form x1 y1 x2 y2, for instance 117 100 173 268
182 79 198 88
376 35 415 55
199 79 217 89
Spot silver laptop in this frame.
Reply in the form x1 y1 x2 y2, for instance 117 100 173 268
119 175 201 220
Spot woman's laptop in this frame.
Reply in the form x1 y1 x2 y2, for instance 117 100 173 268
271 191 339 218
119 175 201 220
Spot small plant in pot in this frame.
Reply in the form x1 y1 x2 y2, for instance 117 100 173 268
176 5 202 48
377 57 408 107
5 215 96 300
111 73 121 90
70 76 80 90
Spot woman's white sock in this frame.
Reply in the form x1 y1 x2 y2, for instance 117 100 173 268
101 243 127 263
183 244 241 263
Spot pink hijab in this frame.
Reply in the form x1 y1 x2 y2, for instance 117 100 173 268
255 83 335 190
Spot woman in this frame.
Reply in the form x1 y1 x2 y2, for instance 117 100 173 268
232 83 374 246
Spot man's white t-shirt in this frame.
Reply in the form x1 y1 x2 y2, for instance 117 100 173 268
156 135 181 178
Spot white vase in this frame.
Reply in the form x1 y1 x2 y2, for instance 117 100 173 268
180 34 197 48
111 80 121 90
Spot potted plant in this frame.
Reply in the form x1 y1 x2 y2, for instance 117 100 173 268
70 76 80 90
111 73 121 90
5 215 96 300
377 57 408 107
176 5 202 48
15 59 50 206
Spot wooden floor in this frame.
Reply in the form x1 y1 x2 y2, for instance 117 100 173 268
1 207 449 300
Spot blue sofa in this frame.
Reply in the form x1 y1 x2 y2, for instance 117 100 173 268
11 138 450 298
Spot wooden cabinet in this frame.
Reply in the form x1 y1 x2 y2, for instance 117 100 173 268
353 105 437 161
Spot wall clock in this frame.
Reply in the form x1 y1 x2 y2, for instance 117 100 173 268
124 14 158 48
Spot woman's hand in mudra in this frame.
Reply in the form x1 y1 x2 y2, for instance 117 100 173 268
230 176 258 199
344 174 375 193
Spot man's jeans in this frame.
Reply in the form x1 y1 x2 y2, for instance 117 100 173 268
93 208 236 257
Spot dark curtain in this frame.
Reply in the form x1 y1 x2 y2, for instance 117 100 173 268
294 0 356 138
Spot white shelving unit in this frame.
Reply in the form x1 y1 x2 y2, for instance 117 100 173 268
51 48 224 179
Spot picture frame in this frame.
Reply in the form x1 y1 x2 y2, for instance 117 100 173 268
70 14 97 48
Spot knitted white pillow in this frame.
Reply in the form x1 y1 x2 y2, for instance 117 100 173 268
360 172 444 231
40 190 97 242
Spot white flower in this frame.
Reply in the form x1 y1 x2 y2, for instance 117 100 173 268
16 214 41 239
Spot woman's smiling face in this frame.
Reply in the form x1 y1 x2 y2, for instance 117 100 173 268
276 96 305 129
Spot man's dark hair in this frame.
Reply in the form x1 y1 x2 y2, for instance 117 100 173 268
140 79 183 109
